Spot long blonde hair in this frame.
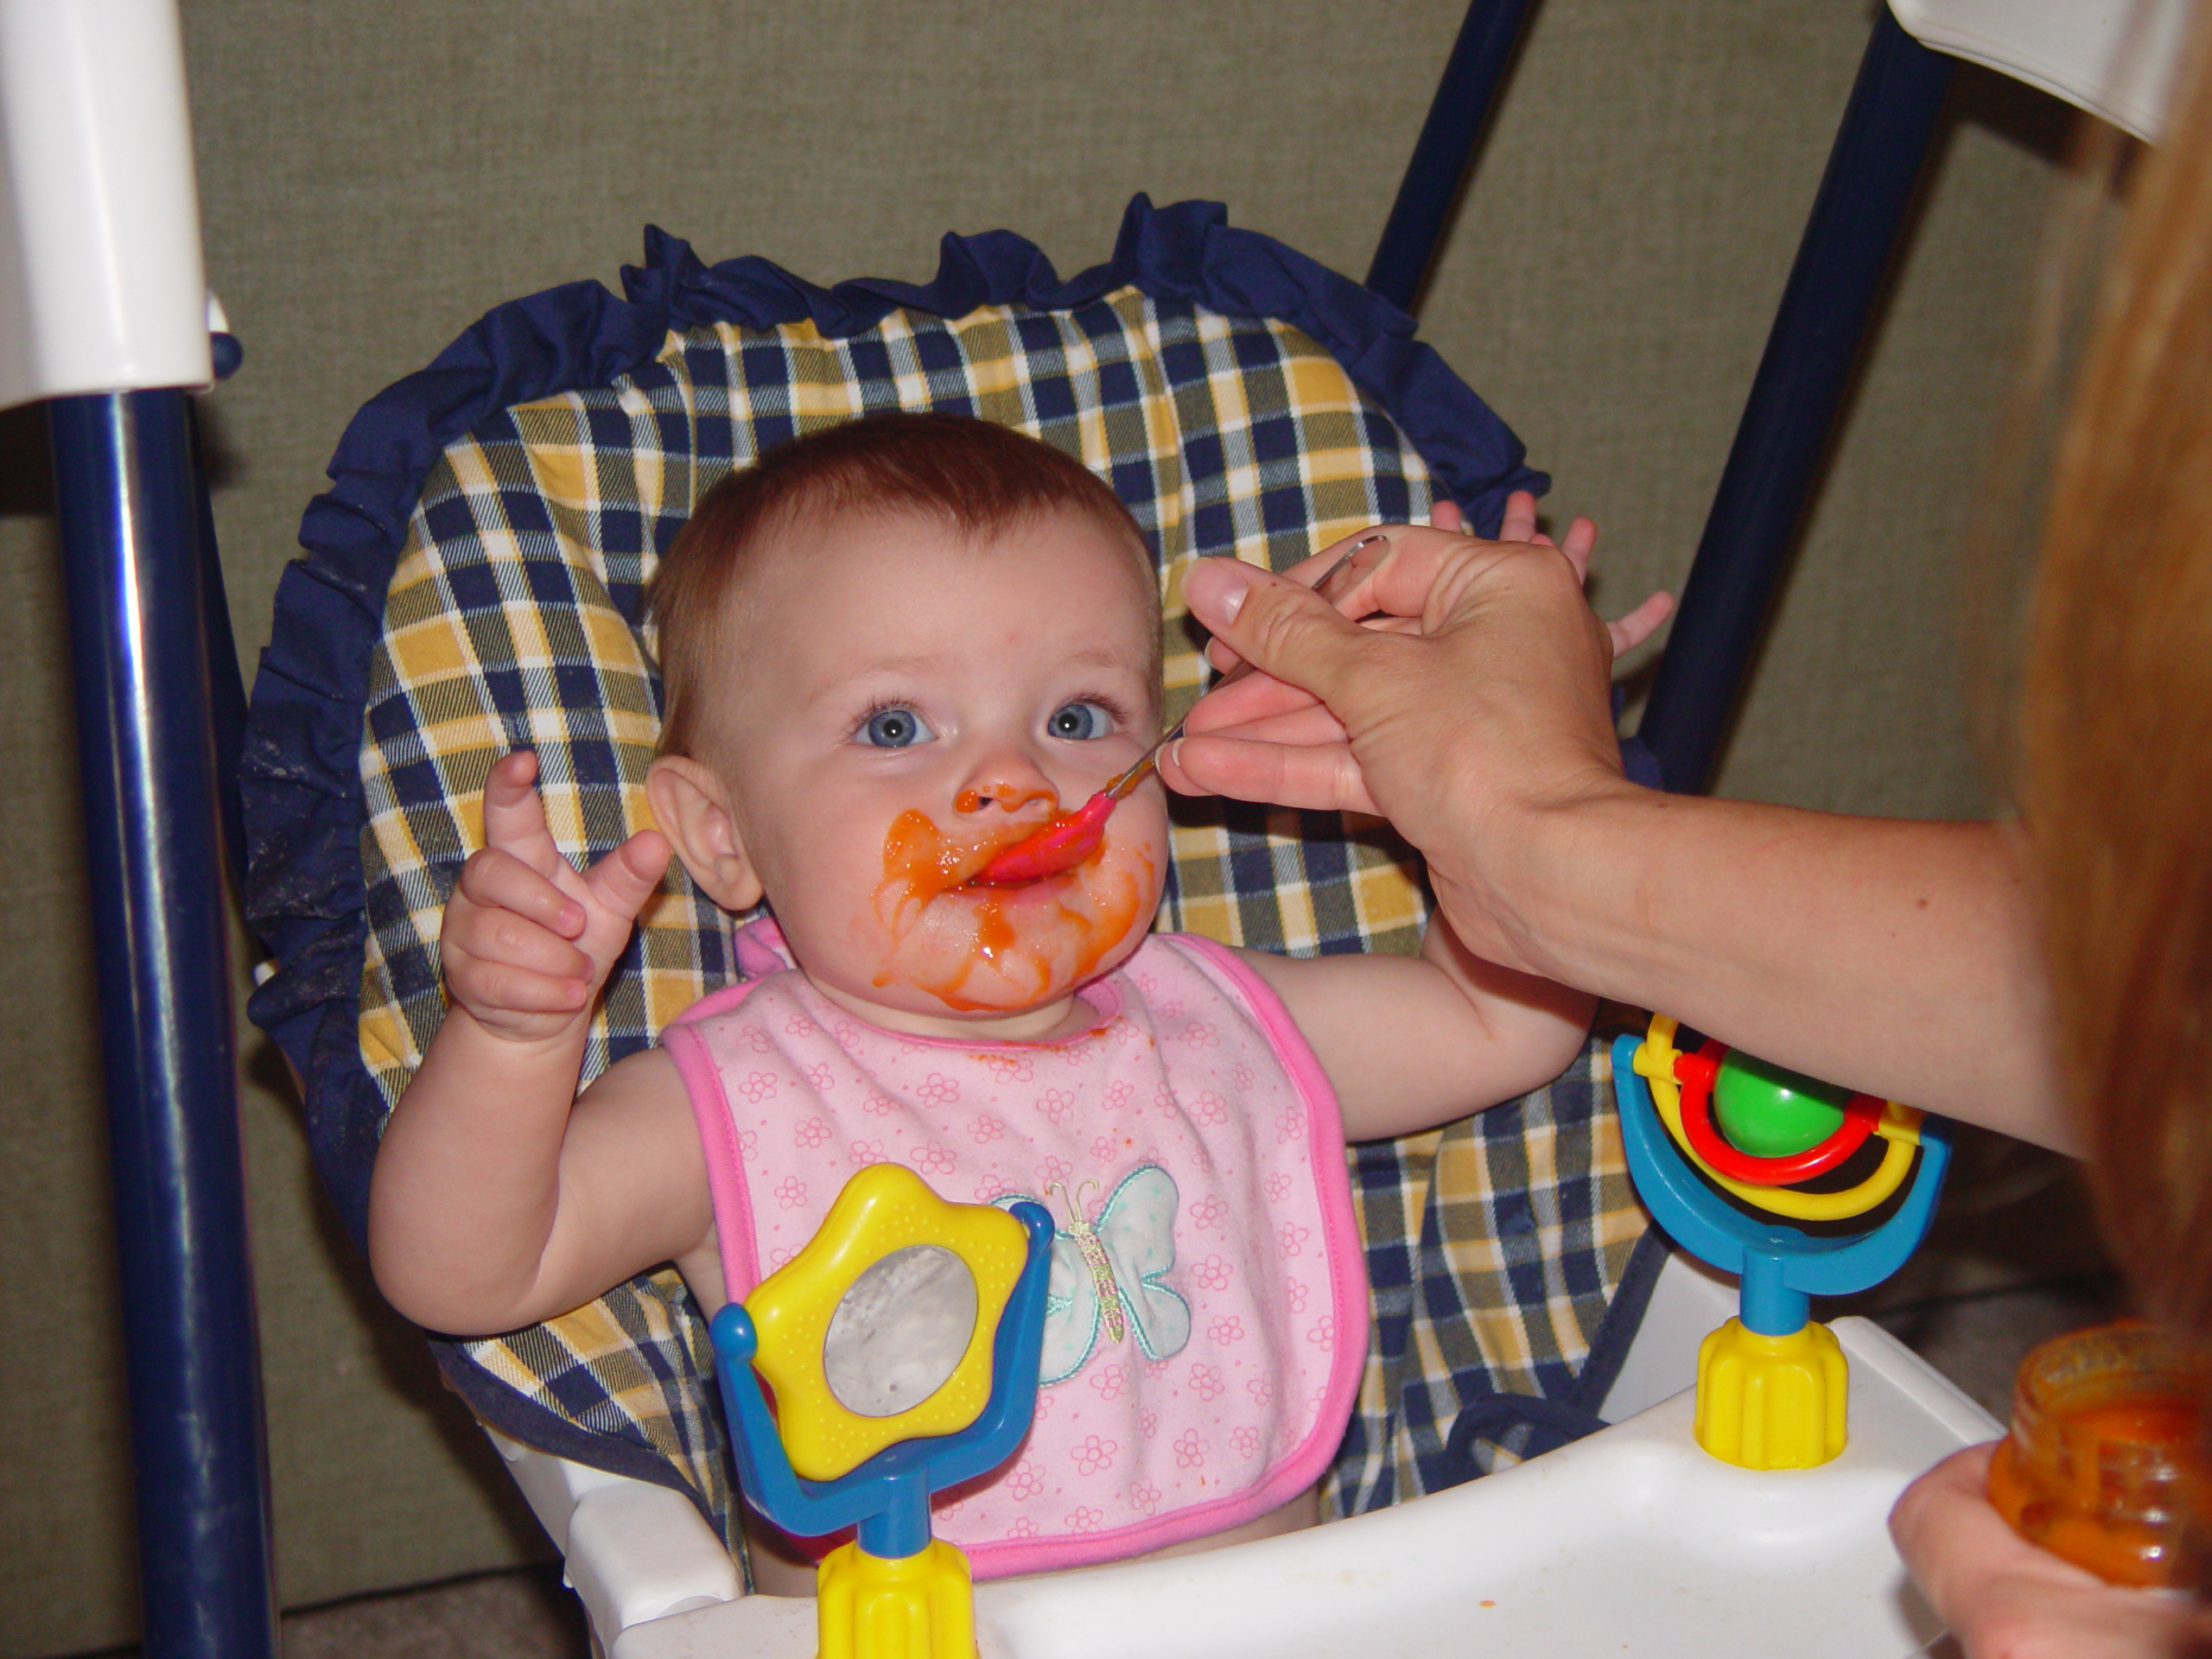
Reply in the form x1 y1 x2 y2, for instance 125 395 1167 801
2020 2 2212 1344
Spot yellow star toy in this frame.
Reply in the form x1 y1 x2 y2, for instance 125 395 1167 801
711 1166 1056 1659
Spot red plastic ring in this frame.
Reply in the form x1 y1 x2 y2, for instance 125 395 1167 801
1673 1043 1878 1186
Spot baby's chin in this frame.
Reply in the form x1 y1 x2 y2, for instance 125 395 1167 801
868 848 1158 1020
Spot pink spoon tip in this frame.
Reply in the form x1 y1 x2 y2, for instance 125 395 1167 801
973 792 1116 885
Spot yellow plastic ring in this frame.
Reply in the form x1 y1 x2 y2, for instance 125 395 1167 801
1633 1014 1923 1223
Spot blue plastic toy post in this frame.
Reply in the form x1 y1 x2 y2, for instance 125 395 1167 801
709 1200 1054 1559
1611 1033 1953 1333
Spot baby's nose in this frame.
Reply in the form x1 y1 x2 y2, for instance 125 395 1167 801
957 780 1057 814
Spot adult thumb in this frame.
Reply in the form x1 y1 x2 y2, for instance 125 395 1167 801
1181 558 1365 703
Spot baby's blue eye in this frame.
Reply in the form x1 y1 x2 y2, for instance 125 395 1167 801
1048 702 1115 741
860 708 933 748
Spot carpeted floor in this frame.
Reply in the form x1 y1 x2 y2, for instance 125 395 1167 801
276 1566 590 1659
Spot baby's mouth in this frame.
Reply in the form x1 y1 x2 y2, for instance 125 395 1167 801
957 823 1076 893
881 809 1065 901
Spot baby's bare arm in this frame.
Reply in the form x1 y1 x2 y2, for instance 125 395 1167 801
367 751 706 1335
1241 917 1592 1142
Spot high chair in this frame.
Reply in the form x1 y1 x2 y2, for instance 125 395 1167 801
238 188 1657 1574
3 2 2190 1655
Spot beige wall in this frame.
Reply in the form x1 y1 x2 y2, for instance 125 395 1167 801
0 2 2069 1652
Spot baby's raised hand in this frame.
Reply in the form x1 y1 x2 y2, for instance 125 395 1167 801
1440 491 1673 658
440 749 671 1043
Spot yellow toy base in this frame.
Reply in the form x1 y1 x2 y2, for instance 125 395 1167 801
1694 1318 1848 1470
817 1538 976 1659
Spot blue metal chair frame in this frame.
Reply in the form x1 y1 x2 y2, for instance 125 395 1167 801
37 5 1955 1651
1376 3 1955 792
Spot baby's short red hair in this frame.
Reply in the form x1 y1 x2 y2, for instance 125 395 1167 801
649 411 1153 758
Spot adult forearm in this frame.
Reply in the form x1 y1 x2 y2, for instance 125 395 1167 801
1474 789 2069 1151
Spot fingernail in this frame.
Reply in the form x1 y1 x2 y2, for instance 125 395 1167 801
1167 738 1185 775
1185 558 1256 625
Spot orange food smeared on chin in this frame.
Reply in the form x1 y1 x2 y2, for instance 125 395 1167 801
873 809 1150 1012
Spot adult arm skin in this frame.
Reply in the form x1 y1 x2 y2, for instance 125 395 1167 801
1156 527 2070 1153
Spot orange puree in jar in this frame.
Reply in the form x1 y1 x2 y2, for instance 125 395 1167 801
870 808 1150 1013
1986 1320 2204 1586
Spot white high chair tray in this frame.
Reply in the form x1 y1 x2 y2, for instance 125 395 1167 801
614 1313 1997 1659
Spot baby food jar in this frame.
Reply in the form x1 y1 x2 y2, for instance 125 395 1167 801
1986 1319 2203 1586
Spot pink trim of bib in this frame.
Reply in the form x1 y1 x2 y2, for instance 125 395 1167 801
663 976 768 1305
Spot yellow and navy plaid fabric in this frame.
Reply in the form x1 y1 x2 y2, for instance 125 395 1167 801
354 290 1650 1538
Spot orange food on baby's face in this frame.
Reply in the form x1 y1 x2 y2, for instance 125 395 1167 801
871 809 1152 1014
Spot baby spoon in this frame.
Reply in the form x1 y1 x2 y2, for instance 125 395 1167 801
974 535 1387 886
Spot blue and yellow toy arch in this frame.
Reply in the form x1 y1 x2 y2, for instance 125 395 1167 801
1611 1011 1954 1469
1614 1014 1950 1334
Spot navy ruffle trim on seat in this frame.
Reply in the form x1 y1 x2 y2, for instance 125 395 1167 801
241 193 1548 1245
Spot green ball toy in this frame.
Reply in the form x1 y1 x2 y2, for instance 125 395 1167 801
1712 1052 1852 1159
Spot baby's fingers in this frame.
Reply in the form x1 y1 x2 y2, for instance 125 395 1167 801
1607 589 1675 657
1557 514 1599 581
583 830 671 930
444 953 591 1031
481 749 563 866
455 846 588 938
444 898 594 984
1496 490 1540 544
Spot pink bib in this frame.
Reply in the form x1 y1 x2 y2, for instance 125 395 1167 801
664 928 1366 1578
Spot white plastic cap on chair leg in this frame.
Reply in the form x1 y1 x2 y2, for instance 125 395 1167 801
0 0 213 412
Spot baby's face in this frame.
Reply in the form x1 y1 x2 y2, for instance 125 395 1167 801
699 505 1168 1037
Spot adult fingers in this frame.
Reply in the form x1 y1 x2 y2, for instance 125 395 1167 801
455 847 587 938
1185 700 1349 749
583 830 672 926
1181 666 1327 734
1181 558 1383 713
1204 529 1400 673
1160 730 1379 817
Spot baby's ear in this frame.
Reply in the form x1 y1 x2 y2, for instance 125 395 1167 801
645 755 765 912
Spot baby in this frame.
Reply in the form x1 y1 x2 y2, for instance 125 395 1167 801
368 411 1593 1591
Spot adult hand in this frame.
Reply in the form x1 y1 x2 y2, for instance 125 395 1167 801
1891 1444 2212 1658
1158 502 1667 971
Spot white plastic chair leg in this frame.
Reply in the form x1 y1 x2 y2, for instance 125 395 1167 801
485 1426 742 1645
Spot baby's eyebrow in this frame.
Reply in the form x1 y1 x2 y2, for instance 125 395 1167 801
1056 646 1147 675
808 645 1147 700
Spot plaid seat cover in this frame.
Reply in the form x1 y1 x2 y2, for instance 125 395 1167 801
332 239 1650 1545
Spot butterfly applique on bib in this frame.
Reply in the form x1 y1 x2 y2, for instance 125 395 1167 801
1001 1166 1192 1384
